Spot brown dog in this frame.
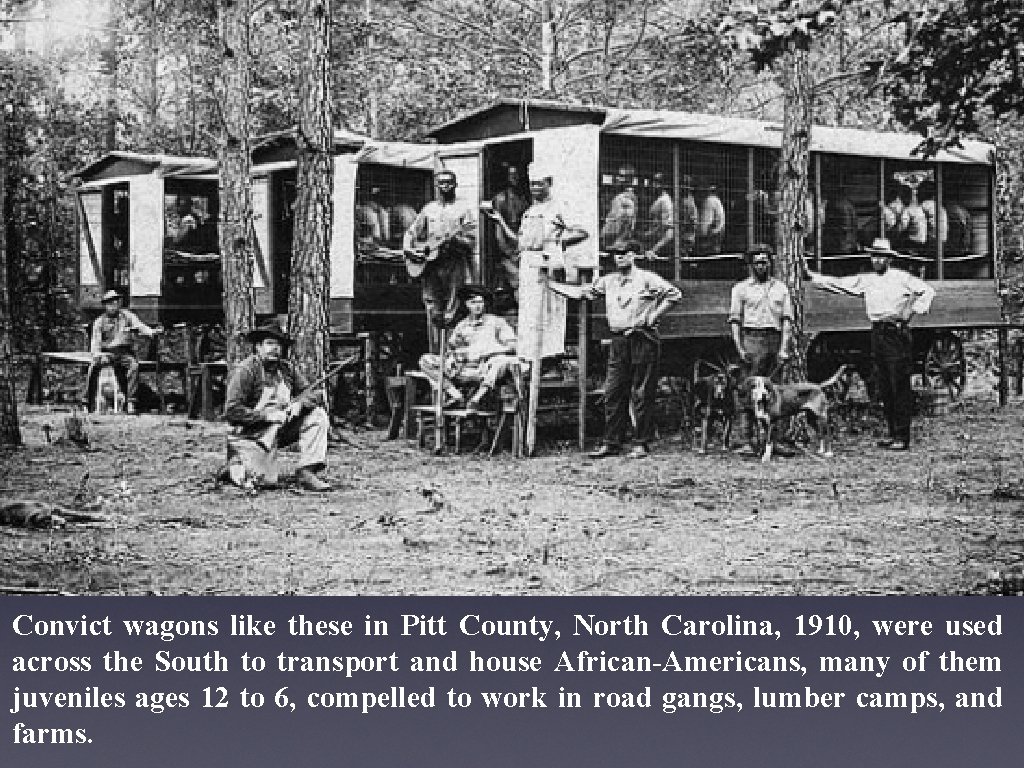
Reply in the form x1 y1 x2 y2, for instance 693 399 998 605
747 365 851 462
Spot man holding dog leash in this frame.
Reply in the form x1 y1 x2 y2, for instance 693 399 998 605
805 237 935 451
729 245 794 455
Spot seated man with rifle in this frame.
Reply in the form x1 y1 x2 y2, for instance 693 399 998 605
402 169 477 344
223 321 336 492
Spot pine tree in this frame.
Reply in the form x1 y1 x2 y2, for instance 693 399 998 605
287 0 334 381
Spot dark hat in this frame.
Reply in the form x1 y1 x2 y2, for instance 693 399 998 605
245 320 291 346
865 237 899 257
680 174 694 191
101 289 123 304
606 239 643 256
458 283 492 302
746 244 774 263
435 169 457 182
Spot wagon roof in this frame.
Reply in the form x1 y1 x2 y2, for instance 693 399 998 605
426 98 995 165
71 151 217 182
251 127 369 153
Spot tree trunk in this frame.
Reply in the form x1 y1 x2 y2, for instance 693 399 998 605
218 0 256 364
288 0 334 382
0 105 24 446
777 45 814 382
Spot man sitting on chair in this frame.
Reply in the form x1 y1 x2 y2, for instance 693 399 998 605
86 289 160 415
418 284 518 410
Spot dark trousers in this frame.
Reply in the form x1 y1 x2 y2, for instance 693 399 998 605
872 323 914 444
744 328 782 378
603 332 660 447
421 256 468 328
85 352 140 410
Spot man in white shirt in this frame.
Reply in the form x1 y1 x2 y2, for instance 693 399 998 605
806 237 936 450
579 240 682 458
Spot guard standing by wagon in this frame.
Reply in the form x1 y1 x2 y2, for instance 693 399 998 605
574 240 681 458
729 245 793 455
806 237 935 451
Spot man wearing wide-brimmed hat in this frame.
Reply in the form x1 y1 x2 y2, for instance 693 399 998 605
417 284 518 409
806 237 935 451
86 289 160 414
223 320 331 491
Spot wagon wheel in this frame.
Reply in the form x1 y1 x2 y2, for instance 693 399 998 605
924 333 966 400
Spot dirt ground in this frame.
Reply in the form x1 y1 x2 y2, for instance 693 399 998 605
2 369 1024 596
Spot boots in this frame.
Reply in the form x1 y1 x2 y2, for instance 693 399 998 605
296 467 331 492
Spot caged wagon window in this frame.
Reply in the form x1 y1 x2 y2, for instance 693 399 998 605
354 163 434 286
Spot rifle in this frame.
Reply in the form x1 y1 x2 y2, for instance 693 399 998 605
256 359 354 451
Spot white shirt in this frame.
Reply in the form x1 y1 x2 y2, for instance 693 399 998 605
809 267 935 323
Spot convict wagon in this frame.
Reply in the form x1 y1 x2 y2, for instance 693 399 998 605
426 99 1004 397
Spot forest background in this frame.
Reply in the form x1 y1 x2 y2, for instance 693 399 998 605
2 0 1024 369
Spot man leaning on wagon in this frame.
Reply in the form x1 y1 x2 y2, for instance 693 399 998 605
805 237 935 451
86 289 160 415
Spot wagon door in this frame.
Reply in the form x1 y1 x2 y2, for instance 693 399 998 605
481 138 533 292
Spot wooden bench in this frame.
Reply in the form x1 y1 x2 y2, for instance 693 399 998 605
26 329 188 414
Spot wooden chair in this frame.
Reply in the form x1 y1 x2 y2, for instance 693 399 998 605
403 370 499 454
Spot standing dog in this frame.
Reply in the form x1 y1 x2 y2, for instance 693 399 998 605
747 365 851 462
692 365 744 453
93 365 125 415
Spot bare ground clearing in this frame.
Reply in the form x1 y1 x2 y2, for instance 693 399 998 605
2 389 1023 596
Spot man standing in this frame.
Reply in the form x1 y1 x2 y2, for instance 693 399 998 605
729 245 793 377
730 246 793 456
223 321 331 491
490 164 529 293
580 240 681 458
695 181 725 255
403 170 477 337
418 284 518 409
678 175 698 259
483 160 587 359
806 237 935 451
86 289 160 415
600 167 638 251
644 172 674 261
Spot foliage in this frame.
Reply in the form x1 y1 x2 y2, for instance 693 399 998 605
720 0 839 71
884 0 1024 155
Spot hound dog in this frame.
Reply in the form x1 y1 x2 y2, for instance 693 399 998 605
94 364 125 415
692 365 744 454
747 365 851 462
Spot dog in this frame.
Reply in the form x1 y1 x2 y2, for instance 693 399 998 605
746 365 851 462
692 365 744 453
94 364 125 415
